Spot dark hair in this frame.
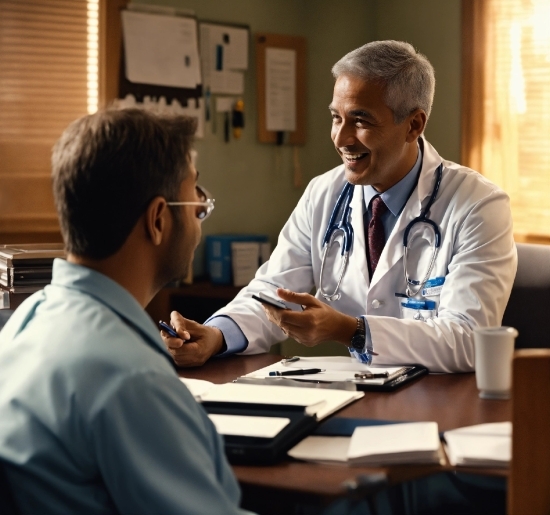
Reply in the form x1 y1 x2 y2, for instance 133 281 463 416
52 109 197 259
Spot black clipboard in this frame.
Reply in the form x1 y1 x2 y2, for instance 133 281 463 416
201 402 319 465
353 364 429 392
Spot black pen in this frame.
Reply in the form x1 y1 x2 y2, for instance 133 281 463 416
354 372 389 379
269 368 325 376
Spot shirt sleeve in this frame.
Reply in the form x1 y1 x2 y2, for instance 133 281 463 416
205 315 248 355
90 371 254 515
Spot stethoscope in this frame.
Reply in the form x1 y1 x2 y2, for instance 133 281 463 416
319 164 443 302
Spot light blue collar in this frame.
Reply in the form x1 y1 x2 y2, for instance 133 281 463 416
362 145 422 216
50 258 172 363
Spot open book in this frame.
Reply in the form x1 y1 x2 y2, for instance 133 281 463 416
289 421 443 466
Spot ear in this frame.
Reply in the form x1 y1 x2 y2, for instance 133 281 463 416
405 109 427 143
144 196 169 247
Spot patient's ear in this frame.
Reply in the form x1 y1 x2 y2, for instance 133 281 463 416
144 196 168 246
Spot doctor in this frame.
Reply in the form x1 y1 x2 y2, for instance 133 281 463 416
164 40 517 373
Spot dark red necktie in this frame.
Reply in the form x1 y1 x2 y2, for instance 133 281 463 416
368 196 388 278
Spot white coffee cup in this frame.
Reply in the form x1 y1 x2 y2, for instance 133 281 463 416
474 326 518 399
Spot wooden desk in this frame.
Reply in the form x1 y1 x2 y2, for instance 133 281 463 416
179 354 511 512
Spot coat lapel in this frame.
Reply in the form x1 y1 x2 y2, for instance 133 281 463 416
349 182 370 286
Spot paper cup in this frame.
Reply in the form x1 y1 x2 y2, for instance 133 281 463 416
474 327 518 400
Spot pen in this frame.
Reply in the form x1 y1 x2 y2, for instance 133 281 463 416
269 368 325 376
158 320 179 339
354 372 389 379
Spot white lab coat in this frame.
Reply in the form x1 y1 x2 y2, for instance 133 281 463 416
213 139 517 373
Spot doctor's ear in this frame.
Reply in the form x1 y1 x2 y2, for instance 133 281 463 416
405 109 427 142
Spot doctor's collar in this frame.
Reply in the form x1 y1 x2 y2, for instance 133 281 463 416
362 144 422 217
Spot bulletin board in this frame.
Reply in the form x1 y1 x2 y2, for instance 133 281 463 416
255 33 306 145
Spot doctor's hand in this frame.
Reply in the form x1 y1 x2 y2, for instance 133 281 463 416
160 311 225 367
262 288 357 348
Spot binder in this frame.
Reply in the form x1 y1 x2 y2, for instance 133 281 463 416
201 402 318 464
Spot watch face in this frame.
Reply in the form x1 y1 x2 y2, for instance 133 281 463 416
351 335 365 352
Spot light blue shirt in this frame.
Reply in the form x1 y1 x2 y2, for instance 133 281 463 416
0 259 252 515
209 148 422 358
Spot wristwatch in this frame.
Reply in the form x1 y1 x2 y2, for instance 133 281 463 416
350 316 366 353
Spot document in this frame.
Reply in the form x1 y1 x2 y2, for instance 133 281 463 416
122 10 201 88
244 356 410 386
197 382 363 420
289 421 442 466
348 422 441 465
208 414 290 438
444 422 511 467
265 48 296 131
200 23 248 94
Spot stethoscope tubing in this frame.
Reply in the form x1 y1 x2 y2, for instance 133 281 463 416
320 163 444 302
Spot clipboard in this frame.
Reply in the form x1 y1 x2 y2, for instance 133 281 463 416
241 358 429 393
354 365 428 392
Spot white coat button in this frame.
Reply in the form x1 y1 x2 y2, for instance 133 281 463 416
371 299 384 309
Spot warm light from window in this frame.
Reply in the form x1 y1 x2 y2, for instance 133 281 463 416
87 0 99 114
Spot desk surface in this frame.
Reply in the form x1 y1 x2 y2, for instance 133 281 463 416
179 354 511 497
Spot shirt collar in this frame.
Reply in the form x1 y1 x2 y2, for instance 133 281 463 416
50 258 172 363
362 145 422 216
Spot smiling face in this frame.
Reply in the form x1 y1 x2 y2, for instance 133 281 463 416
330 74 424 192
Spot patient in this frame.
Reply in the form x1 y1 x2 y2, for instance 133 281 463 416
0 109 253 514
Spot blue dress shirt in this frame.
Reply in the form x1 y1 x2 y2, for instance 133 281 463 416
0 259 253 515
208 148 422 358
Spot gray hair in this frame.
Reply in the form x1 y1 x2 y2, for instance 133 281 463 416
332 40 435 123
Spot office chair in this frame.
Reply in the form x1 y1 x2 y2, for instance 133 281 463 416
508 349 550 514
0 462 19 515
502 243 550 348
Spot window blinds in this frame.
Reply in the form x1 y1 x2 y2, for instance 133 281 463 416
0 0 89 234
481 0 550 239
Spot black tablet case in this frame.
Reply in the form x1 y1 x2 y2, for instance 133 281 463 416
201 401 319 465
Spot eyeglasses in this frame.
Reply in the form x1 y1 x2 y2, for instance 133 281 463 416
167 184 215 221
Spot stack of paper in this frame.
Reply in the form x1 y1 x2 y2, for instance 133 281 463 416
348 422 441 465
444 422 511 467
195 382 364 421
231 242 262 286
289 422 442 466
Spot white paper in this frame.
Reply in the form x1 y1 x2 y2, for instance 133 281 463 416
179 377 214 399
200 23 248 94
245 357 407 385
265 48 296 131
444 422 511 467
122 11 201 88
231 242 260 287
198 382 363 421
288 436 351 463
216 97 234 113
208 414 290 438
348 422 440 464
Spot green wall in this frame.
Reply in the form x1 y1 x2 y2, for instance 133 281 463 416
372 0 462 162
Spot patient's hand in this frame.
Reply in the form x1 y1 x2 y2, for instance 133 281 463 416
160 311 224 367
